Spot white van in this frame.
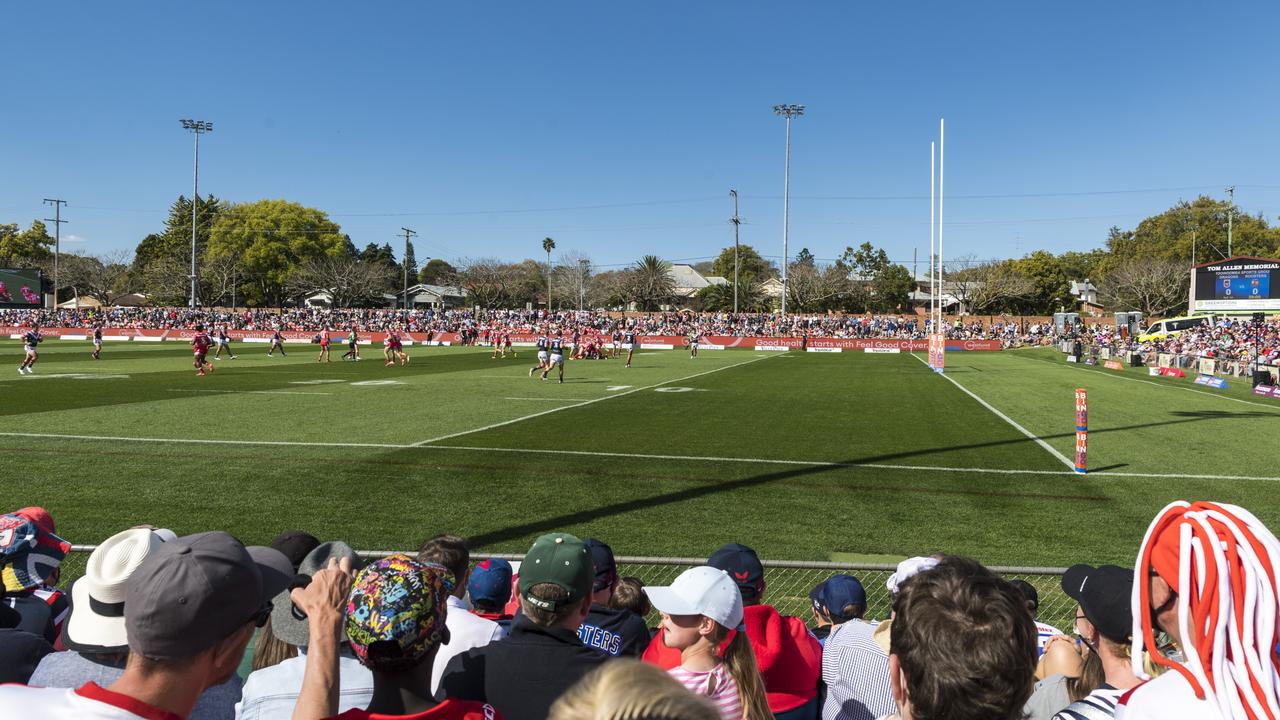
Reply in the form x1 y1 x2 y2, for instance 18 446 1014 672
1137 316 1213 343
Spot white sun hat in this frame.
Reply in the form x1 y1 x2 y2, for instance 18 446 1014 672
63 528 166 652
643 566 744 630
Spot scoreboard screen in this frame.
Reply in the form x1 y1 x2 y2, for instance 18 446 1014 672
1193 259 1280 312
0 268 43 308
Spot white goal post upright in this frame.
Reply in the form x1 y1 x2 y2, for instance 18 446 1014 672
929 119 946 373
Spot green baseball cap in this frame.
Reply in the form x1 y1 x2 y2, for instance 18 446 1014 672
519 532 592 611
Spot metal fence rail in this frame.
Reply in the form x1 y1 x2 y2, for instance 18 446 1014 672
60 547 1078 633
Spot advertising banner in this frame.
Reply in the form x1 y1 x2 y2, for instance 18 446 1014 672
1158 367 1187 378
1103 360 1124 370
1252 385 1280 399
1074 388 1088 475
1194 374 1229 389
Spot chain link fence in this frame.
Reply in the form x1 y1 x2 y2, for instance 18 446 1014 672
58 547 1076 633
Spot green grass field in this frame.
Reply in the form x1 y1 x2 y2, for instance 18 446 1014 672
3 340 1278 570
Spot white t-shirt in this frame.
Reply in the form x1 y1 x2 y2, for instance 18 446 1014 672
1114 671 1224 720
431 595 504 695
0 682 182 720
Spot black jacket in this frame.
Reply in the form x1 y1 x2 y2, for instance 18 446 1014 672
578 604 649 657
439 616 612 720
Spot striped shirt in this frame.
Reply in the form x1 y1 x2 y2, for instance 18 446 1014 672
669 664 742 720
1054 684 1123 719
821 620 897 720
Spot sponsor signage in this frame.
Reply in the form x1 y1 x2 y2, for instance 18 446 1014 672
1066 355 1078 363
806 347 842 353
1194 374 1229 389
1074 388 1088 475
1103 360 1124 370
864 348 901 354
1252 385 1280 399
1158 367 1187 378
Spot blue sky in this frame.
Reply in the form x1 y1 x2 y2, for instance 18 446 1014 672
2 1 1277 271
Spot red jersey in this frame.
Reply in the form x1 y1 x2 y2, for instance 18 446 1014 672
325 698 501 720
192 333 210 354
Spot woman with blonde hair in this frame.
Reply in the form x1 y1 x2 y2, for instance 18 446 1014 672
550 659 719 720
642 567 773 720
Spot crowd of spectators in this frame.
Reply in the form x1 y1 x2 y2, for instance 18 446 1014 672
0 306 1064 345
3 501 1278 720
1075 316 1280 375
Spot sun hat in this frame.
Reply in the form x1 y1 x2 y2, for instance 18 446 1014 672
644 566 744 630
63 528 166 653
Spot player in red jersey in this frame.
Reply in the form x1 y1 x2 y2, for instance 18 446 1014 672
192 325 215 376
385 327 410 366
317 327 332 363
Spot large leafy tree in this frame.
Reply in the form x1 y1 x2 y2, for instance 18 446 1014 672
0 221 54 266
1104 196 1280 266
204 200 347 306
627 255 676 311
872 264 914 312
131 195 223 303
418 258 458 285
711 244 775 284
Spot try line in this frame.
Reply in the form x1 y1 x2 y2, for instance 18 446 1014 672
0 431 1275 483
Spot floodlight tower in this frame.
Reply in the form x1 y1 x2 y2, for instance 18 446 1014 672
774 104 804 317
180 119 213 308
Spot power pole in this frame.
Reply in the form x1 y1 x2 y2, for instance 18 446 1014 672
730 189 741 314
1226 186 1235 257
401 227 417 310
42 199 67 309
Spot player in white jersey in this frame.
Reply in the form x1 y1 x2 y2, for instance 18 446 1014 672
529 334 550 377
541 334 566 384
689 331 700 359
622 329 638 368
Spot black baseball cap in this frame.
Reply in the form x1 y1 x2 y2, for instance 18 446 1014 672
125 531 293 658
583 538 618 593
1061 564 1133 644
707 543 764 600
271 530 321 572
1009 579 1039 611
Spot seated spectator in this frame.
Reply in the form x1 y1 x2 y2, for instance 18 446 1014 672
1010 579 1064 656
644 543 822 720
1049 564 1139 719
318 555 500 720
439 532 611 720
822 557 936 720
1119 501 1280 719
888 555 1037 720
808 574 866 645
550 658 719 720
608 577 651 624
578 539 649 657
237 541 375 720
28 528 243 720
645 566 772 720
1 508 71 644
0 531 303 720
417 535 502 694
271 530 322 572
245 530 320 675
467 558 514 626
0 581 53 684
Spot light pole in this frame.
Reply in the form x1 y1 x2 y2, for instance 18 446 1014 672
1226 186 1235 256
730 189 741 314
180 119 213 308
774 104 804 317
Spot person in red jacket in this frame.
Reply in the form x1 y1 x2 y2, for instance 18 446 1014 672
642 543 822 720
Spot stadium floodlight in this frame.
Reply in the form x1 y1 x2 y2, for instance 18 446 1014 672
180 118 214 308
773 104 804 317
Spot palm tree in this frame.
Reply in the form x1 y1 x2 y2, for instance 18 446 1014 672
629 255 675 311
541 237 556 308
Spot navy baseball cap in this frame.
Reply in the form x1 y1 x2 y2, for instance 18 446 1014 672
810 574 867 621
707 543 764 600
468 558 513 605
583 538 618 592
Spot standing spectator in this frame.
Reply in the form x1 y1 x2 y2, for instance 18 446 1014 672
0 531 305 720
578 539 649 657
808 575 866 645
0 508 71 644
1010 579 1065 656
645 566 772 720
416 535 503 694
644 543 823 720
28 528 244 720
318 555 500 720
888 555 1037 720
821 557 937 720
466 558 514 627
1118 501 1280 720
439 532 611 720
1050 564 1139 719
237 541 375 720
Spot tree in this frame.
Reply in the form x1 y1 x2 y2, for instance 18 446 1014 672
699 277 769 312
541 238 556 307
0 220 54 266
402 241 419 280
1096 258 1190 316
285 255 395 308
627 255 675 311
950 259 1035 314
711 244 775 284
841 242 891 278
872 264 914 311
794 248 816 269
786 260 848 312
457 258 515 308
60 251 134 306
131 195 223 304
418 258 457 285
1012 250 1074 314
204 200 348 306
552 251 593 310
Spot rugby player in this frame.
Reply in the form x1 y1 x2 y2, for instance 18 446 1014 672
623 327 638 368
529 332 550 377
541 332 566 384
18 325 41 374
689 330 700 359
267 327 287 356
342 325 361 361
317 327 332 363
91 324 103 360
213 324 237 360
192 325 215 376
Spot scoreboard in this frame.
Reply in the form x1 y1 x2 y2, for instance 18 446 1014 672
1192 258 1280 312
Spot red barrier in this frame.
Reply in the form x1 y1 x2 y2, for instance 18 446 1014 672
1158 367 1187 378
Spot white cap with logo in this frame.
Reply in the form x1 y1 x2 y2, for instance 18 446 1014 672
643 566 745 630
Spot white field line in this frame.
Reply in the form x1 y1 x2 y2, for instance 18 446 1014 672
166 389 332 396
410 353 775 446
503 397 593 402
907 352 1076 469
1048 358 1280 413
0 430 1275 482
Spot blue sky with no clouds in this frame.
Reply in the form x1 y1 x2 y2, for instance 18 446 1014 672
1 1 1277 270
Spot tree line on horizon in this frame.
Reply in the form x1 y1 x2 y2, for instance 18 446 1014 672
0 194 1276 315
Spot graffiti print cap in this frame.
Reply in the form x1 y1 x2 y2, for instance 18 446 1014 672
345 554 451 672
